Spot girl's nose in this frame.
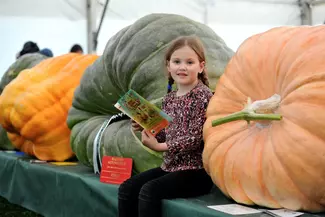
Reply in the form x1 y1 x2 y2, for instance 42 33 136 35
179 63 187 70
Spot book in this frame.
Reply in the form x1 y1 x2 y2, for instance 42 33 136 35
114 89 172 136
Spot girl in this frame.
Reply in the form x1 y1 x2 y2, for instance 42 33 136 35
118 36 214 217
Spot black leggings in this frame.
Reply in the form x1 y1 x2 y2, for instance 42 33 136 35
118 167 213 217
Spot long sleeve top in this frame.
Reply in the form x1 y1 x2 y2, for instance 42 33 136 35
156 81 213 172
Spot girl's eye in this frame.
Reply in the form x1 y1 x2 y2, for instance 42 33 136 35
188 61 193 64
173 60 180 64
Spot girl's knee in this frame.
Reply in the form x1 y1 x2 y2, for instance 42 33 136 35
139 180 160 201
118 179 134 198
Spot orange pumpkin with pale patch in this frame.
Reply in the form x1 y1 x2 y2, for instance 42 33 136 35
0 53 98 161
203 26 325 212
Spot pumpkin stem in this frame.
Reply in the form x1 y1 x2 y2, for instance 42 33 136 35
212 111 282 127
212 94 283 127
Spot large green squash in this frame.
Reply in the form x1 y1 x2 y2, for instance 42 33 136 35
0 53 48 150
67 13 234 173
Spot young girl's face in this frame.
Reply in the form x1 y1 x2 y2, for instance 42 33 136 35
167 46 204 88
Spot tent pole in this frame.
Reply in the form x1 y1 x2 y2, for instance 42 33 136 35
93 0 110 52
86 0 97 54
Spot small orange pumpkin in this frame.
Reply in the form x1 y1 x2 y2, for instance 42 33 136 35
0 53 98 161
203 26 325 212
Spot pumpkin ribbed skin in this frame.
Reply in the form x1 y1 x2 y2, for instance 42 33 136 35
0 53 98 161
203 26 325 212
67 13 234 173
0 53 48 150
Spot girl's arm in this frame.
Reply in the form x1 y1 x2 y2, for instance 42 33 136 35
141 130 168 152
155 142 168 152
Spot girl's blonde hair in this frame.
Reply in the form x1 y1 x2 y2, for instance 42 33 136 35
164 36 209 93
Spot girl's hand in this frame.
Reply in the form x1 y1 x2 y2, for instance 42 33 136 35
141 130 158 150
131 120 143 132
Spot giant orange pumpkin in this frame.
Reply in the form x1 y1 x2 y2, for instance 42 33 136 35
0 53 98 161
203 26 325 212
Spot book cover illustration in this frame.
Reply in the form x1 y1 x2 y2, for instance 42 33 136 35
114 89 172 136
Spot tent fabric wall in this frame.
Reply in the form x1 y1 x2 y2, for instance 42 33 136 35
0 0 324 76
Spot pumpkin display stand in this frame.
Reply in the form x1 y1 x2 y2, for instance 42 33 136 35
1 151 325 217
0 151 238 217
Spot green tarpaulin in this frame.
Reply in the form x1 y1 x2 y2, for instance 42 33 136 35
0 152 323 217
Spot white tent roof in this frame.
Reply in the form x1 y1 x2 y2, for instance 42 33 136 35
1 0 324 75
1 0 302 25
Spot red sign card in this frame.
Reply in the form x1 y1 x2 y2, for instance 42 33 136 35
100 156 133 185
